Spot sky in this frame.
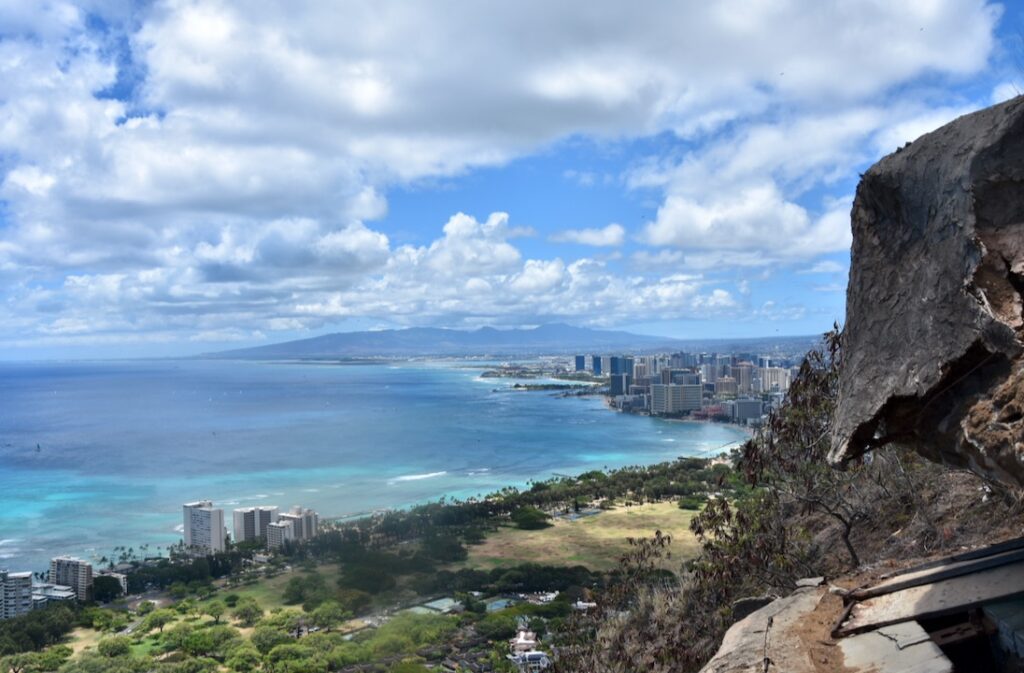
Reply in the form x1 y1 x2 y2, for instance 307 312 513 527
0 0 1021 359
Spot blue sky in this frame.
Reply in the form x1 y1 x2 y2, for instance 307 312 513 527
0 1 1020 358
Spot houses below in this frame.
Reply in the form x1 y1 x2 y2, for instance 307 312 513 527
507 626 551 672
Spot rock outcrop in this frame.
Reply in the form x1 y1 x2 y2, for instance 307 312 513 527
699 586 823 673
831 97 1024 488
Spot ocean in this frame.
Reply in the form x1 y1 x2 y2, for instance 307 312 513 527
0 359 748 572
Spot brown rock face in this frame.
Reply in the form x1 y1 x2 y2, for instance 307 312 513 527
831 97 1024 489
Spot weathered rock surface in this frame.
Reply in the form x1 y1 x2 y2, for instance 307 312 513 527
831 96 1024 488
699 587 823 673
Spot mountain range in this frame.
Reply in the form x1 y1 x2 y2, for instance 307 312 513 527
205 323 820 359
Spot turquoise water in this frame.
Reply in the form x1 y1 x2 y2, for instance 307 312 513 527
0 360 748 572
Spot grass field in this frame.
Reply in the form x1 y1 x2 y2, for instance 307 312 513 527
66 627 103 655
214 563 342 611
461 501 701 571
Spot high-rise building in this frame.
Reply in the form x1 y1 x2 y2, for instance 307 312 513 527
575 355 586 372
49 557 92 602
297 507 319 539
661 368 695 385
680 384 703 411
609 373 631 396
600 356 612 376
649 384 676 414
650 384 703 414
759 367 791 393
733 363 754 393
734 398 764 423
671 352 697 368
277 506 320 542
233 506 279 543
662 369 699 385
0 570 33 620
591 355 602 375
266 520 295 549
183 500 226 554
715 376 738 397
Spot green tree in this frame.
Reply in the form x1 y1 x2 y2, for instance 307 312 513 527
310 601 349 633
97 635 131 658
204 600 225 624
1 652 45 673
282 577 304 605
251 626 292 655
225 645 262 672
92 575 123 603
511 506 551 530
335 588 372 615
174 598 195 616
142 608 176 634
182 630 216 657
231 599 264 627
475 613 517 641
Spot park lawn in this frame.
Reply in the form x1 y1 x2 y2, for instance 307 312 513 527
461 501 701 571
65 627 104 655
130 635 160 657
211 563 343 612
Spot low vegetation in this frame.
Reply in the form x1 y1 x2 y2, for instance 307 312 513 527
553 329 1023 672
463 501 700 571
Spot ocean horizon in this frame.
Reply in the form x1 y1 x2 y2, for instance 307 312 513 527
0 359 748 572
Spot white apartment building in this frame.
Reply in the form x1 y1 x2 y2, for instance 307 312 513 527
49 556 93 602
233 506 279 543
266 520 295 549
295 507 319 539
183 500 226 554
32 583 76 610
266 506 320 550
278 506 320 541
0 570 33 620
759 367 792 393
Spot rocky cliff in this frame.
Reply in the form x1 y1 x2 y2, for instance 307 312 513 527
831 97 1024 488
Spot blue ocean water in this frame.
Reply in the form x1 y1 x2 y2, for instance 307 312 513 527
0 360 748 572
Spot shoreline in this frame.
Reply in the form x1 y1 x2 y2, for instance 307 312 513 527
600 394 757 436
4 361 750 573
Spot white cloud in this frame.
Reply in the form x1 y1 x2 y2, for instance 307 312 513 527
643 183 852 259
551 224 625 247
0 0 1006 350
510 259 567 293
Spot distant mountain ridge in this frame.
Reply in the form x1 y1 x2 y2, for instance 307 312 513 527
204 323 820 359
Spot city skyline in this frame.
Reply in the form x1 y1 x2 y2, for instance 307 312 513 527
0 2 1019 359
